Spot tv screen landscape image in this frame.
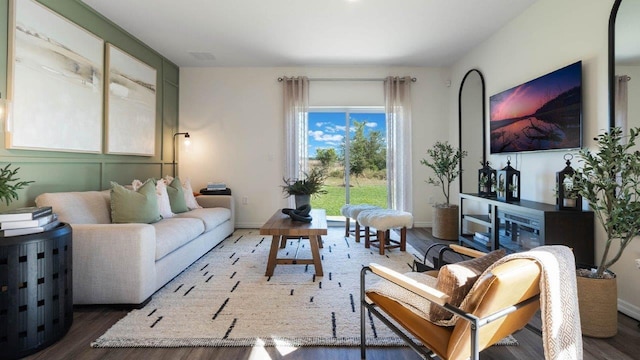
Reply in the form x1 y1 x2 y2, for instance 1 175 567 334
489 61 582 154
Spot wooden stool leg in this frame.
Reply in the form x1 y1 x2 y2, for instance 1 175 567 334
364 226 370 248
344 217 350 237
318 235 323 248
355 221 361 243
378 230 385 255
279 235 286 248
385 230 391 245
400 227 407 251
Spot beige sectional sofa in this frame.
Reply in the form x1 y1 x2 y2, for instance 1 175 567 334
35 191 234 306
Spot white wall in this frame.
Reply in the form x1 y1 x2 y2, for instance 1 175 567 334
451 0 640 319
180 66 451 228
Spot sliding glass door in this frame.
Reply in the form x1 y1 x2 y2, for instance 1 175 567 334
307 107 387 218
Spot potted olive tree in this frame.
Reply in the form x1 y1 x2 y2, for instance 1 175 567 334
281 166 328 208
0 163 33 207
571 127 640 338
420 141 467 240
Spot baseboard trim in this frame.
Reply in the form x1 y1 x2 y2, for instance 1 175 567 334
618 298 640 321
236 222 267 229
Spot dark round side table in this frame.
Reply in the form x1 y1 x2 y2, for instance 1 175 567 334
0 223 73 360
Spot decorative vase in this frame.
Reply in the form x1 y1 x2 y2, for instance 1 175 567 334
576 268 618 338
432 204 459 240
294 194 311 208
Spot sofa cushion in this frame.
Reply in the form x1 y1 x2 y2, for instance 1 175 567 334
153 217 205 260
35 191 111 224
165 177 189 214
174 207 231 232
110 180 162 224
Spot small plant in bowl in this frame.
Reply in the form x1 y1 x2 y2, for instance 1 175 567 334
0 163 34 206
281 167 328 207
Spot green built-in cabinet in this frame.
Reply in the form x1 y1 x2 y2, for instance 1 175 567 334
0 0 180 210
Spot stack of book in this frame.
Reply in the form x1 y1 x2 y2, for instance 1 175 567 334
200 182 232 195
0 206 59 237
206 182 227 191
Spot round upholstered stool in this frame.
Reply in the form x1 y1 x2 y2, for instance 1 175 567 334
357 209 413 255
340 204 380 242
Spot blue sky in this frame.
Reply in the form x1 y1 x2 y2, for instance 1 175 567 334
308 112 386 158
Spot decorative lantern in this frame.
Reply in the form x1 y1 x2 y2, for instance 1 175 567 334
497 156 520 202
477 161 496 197
556 154 581 210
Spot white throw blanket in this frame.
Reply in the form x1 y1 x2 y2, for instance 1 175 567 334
486 246 583 360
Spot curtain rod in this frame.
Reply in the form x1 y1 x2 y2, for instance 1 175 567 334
277 77 417 82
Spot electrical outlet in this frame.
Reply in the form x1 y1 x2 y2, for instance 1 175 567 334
635 259 640 269
242 196 248 205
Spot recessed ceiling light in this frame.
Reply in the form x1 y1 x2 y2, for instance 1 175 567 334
188 52 216 61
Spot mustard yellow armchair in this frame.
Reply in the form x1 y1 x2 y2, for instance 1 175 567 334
360 250 541 360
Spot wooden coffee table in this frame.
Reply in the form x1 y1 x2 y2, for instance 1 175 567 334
260 208 327 276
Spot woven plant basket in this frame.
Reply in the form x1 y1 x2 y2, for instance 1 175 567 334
576 272 618 338
432 204 459 240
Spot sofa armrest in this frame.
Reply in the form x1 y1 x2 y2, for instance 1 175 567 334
70 223 157 305
196 195 235 227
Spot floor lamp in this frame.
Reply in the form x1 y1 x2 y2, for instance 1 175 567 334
173 132 191 176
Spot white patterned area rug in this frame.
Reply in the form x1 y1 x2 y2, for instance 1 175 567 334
92 228 517 348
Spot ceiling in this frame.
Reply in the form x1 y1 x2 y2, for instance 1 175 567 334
81 0 537 68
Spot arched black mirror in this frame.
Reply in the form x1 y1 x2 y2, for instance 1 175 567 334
459 69 486 194
609 0 640 133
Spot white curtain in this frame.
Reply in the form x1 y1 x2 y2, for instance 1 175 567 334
384 76 413 212
282 76 309 184
615 75 630 137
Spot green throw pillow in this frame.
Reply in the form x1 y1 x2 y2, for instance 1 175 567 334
166 177 189 214
110 180 161 224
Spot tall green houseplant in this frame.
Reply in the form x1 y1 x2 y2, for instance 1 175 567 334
572 127 640 278
420 141 467 240
420 141 467 206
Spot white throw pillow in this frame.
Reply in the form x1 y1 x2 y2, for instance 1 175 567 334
132 179 174 218
131 179 144 191
182 178 202 210
155 179 175 218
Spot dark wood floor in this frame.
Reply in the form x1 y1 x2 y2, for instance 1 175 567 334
22 228 640 360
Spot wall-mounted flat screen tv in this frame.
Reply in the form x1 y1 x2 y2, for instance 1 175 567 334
489 61 582 154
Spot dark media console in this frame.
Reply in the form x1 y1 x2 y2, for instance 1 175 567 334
459 193 594 265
